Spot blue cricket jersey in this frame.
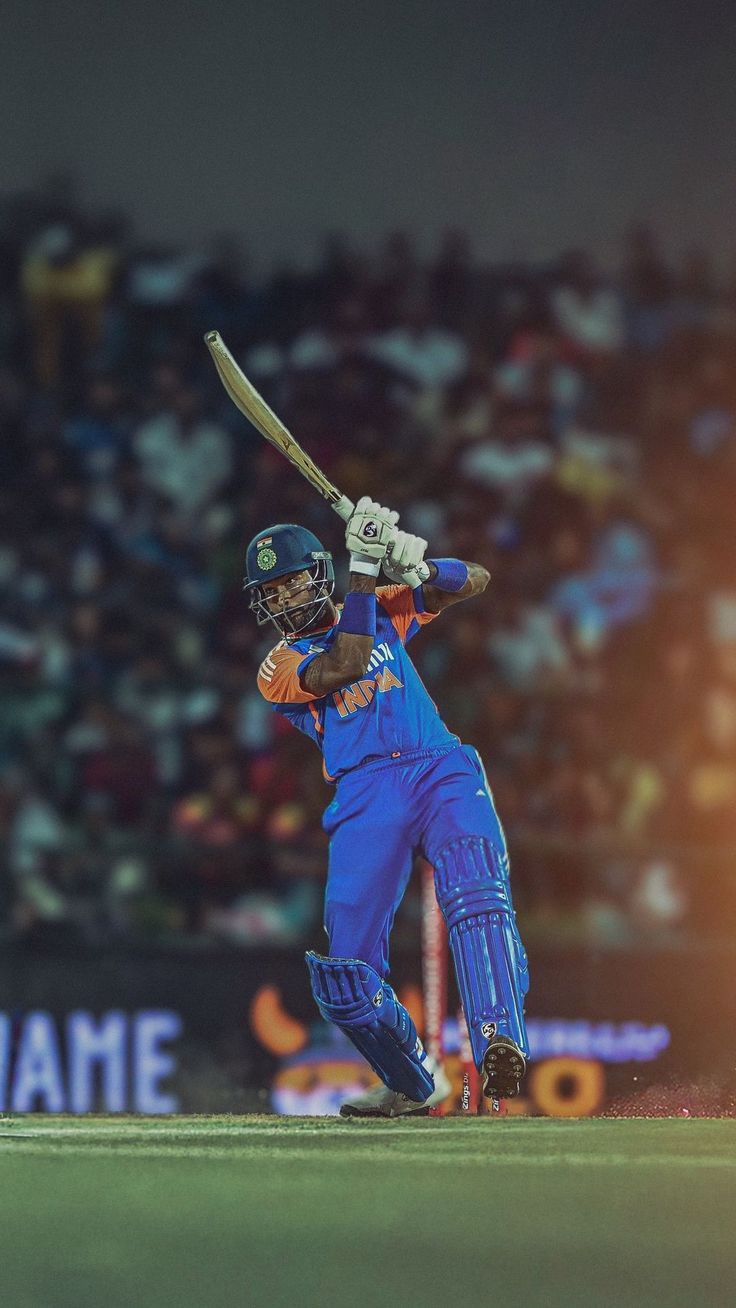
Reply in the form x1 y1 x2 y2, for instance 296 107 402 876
257 585 458 781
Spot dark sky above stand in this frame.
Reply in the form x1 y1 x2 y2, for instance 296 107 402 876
3 0 735 272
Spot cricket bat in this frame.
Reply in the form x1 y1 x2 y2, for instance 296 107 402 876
204 330 430 581
204 330 354 522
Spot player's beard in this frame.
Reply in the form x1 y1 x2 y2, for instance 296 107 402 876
264 589 337 640
283 595 337 639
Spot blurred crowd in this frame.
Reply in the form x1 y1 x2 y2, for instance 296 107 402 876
1 172 735 949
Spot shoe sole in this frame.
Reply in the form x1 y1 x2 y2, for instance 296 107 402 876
481 1039 526 1100
339 1103 430 1119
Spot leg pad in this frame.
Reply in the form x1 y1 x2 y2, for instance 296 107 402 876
306 952 434 1102
434 836 529 1065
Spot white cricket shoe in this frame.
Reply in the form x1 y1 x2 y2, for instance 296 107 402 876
339 1059 452 1118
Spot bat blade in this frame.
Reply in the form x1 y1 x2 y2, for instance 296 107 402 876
204 331 353 520
204 331 430 583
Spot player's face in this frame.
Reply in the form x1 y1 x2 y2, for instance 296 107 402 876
262 569 313 614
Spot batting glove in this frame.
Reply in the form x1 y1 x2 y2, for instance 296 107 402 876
383 529 430 588
346 497 400 576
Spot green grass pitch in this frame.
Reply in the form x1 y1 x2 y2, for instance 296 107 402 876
1 1115 734 1307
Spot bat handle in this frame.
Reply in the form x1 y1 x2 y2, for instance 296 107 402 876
332 495 355 522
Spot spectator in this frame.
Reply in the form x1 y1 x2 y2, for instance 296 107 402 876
549 516 661 652
550 249 625 359
458 402 555 505
133 382 233 521
368 294 469 389
5 767 67 931
21 218 119 390
169 761 261 930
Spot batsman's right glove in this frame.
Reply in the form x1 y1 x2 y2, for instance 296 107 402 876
346 497 400 576
383 529 429 588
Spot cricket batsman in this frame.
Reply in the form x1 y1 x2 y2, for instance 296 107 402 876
249 498 529 1117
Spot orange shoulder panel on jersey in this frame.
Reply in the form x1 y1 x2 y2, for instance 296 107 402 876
257 641 321 704
376 584 439 644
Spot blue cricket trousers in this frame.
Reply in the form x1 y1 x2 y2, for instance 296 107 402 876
321 743 507 976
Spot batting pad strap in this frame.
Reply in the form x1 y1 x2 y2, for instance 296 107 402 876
426 558 469 593
339 590 377 636
305 952 434 1101
433 838 529 1063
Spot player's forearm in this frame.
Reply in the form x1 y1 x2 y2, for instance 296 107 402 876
301 582 377 694
427 560 489 595
338 575 377 667
422 560 490 613
348 572 378 596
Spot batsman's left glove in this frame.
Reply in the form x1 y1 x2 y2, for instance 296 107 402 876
346 497 400 576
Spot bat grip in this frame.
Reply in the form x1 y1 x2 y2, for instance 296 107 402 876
332 495 355 522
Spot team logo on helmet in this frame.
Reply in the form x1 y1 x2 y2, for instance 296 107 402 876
257 547 278 571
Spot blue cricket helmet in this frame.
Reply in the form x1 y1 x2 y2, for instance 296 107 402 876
244 524 335 639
